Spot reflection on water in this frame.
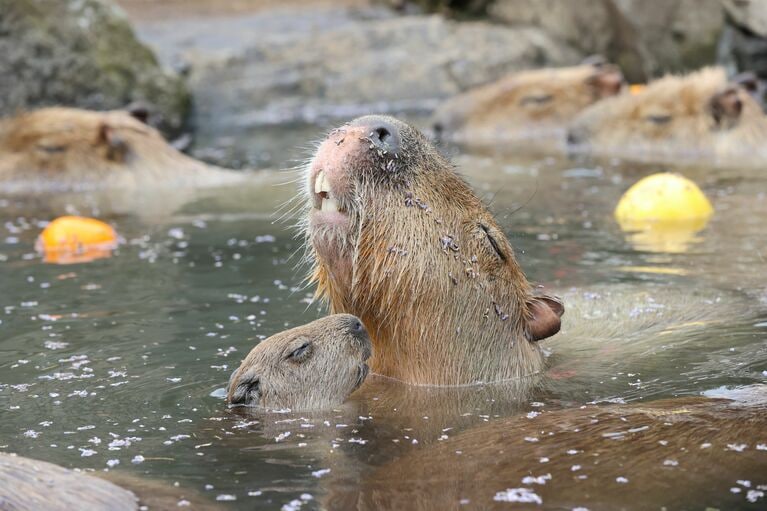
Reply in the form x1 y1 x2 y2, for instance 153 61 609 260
0 127 765 509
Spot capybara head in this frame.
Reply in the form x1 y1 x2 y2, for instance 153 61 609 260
226 314 371 410
567 67 767 160
304 115 563 385
0 107 223 188
432 58 624 144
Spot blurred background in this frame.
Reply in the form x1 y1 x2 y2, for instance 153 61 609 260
2 0 766 169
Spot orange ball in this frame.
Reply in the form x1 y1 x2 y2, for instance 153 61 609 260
36 216 118 264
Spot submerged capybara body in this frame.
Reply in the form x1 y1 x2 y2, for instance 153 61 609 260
227 314 371 410
326 388 767 510
0 107 242 191
304 115 563 386
432 58 624 147
567 67 767 164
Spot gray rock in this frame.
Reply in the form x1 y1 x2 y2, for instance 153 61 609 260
489 0 724 82
719 0 767 82
0 0 189 135
0 453 137 511
126 6 577 125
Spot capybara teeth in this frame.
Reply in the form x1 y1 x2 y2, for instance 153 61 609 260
315 169 332 196
321 197 340 212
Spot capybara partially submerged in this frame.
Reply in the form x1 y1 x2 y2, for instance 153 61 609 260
432 58 624 147
227 314 371 410
0 107 243 192
325 387 767 510
304 115 563 386
0 453 137 511
567 67 767 164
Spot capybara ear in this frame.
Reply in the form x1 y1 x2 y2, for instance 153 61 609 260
732 72 760 94
97 123 129 162
526 295 564 342
126 102 150 124
709 88 743 125
226 368 261 406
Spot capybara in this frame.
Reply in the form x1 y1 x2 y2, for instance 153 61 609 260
226 314 371 410
432 57 624 147
0 453 137 511
304 115 563 386
0 107 243 192
325 386 767 510
567 67 767 164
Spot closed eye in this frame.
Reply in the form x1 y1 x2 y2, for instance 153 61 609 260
645 114 672 125
286 341 313 363
519 94 553 106
480 223 507 262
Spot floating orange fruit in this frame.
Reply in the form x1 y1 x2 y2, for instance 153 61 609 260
36 216 118 264
629 84 646 95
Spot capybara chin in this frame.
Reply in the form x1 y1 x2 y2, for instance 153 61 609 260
432 58 624 146
0 107 242 191
304 115 564 386
226 314 371 410
567 67 767 163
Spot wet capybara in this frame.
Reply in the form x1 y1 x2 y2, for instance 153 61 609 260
0 107 243 192
325 387 767 510
304 115 563 386
567 67 767 164
432 57 624 147
227 314 371 410
0 453 137 511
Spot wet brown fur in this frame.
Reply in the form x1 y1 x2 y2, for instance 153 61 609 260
226 314 371 410
306 116 562 386
325 389 767 510
432 61 624 145
568 67 767 164
0 107 241 191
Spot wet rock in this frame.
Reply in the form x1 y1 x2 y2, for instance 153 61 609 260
0 453 138 511
719 0 767 83
126 6 578 142
487 0 725 82
0 0 190 136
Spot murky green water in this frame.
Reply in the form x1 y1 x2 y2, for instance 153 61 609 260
1 123 766 509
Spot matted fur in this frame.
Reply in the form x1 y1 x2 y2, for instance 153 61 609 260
304 116 562 386
227 314 371 410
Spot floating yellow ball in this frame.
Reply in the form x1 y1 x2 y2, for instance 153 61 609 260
615 173 713 253
628 84 646 95
36 216 118 264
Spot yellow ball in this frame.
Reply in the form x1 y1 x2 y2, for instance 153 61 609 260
615 173 713 224
615 173 713 253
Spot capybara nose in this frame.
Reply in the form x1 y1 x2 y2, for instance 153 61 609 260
350 116 402 155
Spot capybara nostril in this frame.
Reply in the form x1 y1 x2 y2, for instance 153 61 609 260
351 116 402 154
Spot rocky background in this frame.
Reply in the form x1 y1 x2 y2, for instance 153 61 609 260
1 0 766 166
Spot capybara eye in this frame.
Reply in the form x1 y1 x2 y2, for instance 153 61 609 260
519 94 553 107
479 223 507 262
287 341 313 363
645 114 672 125
35 144 67 154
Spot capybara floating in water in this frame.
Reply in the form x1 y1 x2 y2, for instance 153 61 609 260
432 57 624 148
227 314 371 410
567 67 767 165
304 115 563 386
325 386 767 510
0 107 244 192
